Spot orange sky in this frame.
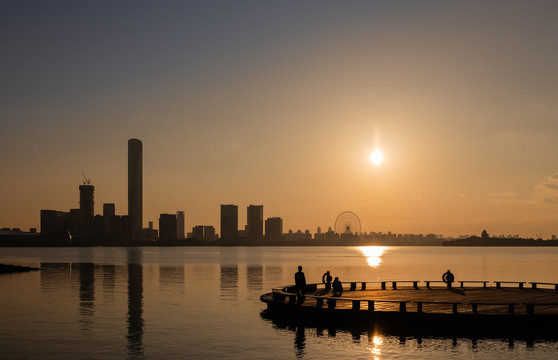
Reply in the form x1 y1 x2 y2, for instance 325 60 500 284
2 1 558 238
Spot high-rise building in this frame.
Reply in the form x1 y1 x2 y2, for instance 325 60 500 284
176 211 185 240
40 210 66 235
265 217 283 241
128 138 143 237
79 184 94 235
203 226 216 242
103 203 115 233
220 204 238 240
159 213 177 242
247 205 263 239
192 225 216 242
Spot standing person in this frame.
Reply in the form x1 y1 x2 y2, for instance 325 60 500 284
332 277 343 297
442 270 455 289
294 266 307 302
322 270 332 291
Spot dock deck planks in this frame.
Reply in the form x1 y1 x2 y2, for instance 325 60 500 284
263 285 558 315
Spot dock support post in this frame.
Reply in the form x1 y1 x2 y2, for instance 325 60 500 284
532 283 537 289
460 281 464 288
519 283 524 289
483 282 487 288
453 303 458 314
496 282 501 289
526 304 534 315
413 281 419 290
417 302 423 313
381 282 386 290
350 282 356 291
472 304 478 314
392 282 397 290
368 301 375 312
352 300 360 311
555 284 558 291
327 299 336 309
426 281 430 288
316 298 324 308
508 304 514 314
400 302 406 313
361 282 366 290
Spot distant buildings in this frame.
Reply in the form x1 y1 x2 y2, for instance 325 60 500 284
191 225 216 242
103 203 115 233
140 220 157 240
314 226 325 241
220 205 238 240
284 229 312 242
159 213 177 242
34 138 433 246
265 217 283 241
176 211 185 240
79 184 94 232
247 205 263 239
40 210 68 236
128 138 143 238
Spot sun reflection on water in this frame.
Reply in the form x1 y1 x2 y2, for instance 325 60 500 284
358 246 387 268
369 334 383 359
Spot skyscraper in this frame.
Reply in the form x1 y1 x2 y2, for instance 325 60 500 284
265 217 283 241
128 138 142 237
103 203 115 233
79 183 94 235
159 213 177 242
220 205 238 240
247 205 263 239
176 211 185 240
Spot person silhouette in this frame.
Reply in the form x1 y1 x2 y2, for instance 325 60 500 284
322 270 332 291
442 270 455 288
294 265 306 302
332 277 343 297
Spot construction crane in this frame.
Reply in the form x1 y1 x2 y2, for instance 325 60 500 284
81 171 91 185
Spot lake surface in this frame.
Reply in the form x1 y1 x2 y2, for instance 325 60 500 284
1 246 558 359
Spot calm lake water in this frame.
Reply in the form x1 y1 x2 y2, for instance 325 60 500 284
1 246 558 359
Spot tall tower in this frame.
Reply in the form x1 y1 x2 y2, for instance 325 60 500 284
159 213 177 242
79 184 94 235
220 204 238 240
103 203 115 233
128 138 143 237
176 211 185 240
247 205 263 239
265 217 283 241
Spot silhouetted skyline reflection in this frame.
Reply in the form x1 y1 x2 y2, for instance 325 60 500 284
78 263 95 333
3 246 558 359
127 250 144 359
40 262 71 294
159 265 185 296
246 264 263 292
102 264 116 300
220 265 238 301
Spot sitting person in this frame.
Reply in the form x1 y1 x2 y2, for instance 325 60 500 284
332 277 343 297
442 270 455 288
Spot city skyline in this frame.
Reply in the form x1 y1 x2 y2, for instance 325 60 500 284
3 1 558 238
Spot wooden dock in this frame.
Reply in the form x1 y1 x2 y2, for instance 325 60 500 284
260 280 558 338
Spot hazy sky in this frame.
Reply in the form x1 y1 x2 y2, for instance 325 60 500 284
2 1 558 238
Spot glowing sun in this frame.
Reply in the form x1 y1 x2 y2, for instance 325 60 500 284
370 150 384 165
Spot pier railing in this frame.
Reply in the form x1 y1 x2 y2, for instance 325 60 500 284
271 280 558 315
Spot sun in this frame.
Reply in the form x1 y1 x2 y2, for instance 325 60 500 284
370 150 384 165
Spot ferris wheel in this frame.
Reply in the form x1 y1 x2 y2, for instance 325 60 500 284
334 211 361 235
